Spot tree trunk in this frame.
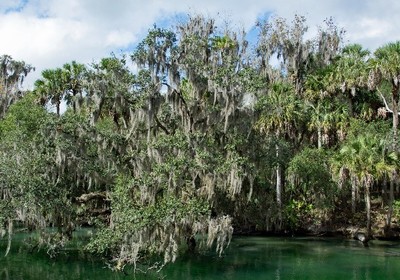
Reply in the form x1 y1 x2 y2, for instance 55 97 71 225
317 125 322 149
351 182 356 214
276 144 282 231
347 94 354 117
382 174 388 207
392 86 399 149
365 180 372 238
386 85 399 232
56 99 61 117
72 90 77 114
386 172 395 234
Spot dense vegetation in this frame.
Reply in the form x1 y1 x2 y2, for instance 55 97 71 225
1 14 399 272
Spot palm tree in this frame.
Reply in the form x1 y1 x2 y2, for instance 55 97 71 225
304 62 350 148
257 82 305 229
307 99 349 149
329 44 370 116
62 61 86 113
334 133 394 238
369 41 400 233
34 68 65 116
258 82 304 139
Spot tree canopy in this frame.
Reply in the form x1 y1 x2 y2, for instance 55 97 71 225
1 14 399 273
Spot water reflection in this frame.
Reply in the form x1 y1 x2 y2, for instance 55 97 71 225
163 237 400 280
1 268 9 280
1 236 400 279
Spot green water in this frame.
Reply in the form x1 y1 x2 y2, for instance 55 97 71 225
1 236 399 279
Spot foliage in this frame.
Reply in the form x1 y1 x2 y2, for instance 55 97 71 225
393 200 400 220
287 147 336 202
286 147 336 229
2 13 400 273
0 55 34 118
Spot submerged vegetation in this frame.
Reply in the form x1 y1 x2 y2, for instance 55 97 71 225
1 14 400 272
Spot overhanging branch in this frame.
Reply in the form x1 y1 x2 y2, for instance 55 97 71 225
377 88 400 116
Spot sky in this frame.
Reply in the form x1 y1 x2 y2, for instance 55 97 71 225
1 0 400 88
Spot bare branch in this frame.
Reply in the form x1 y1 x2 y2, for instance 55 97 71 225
377 88 400 116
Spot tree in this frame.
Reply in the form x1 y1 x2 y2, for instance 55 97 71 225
84 56 137 127
369 41 400 233
306 98 349 149
86 16 257 270
333 132 394 238
330 44 370 116
287 147 336 229
0 93 51 255
0 55 34 118
5 14 400 272
254 15 344 230
61 61 86 113
256 82 305 229
255 15 313 95
34 68 65 116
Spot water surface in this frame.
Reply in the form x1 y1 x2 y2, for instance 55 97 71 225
1 235 399 279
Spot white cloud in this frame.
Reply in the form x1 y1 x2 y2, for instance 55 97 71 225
1 0 400 89
351 18 393 40
105 30 135 47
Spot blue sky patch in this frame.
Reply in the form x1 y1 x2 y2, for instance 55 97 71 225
4 0 28 14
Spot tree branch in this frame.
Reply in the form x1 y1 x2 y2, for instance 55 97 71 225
154 115 170 135
162 82 191 117
377 88 400 116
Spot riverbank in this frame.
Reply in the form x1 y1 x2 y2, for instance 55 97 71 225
233 204 400 242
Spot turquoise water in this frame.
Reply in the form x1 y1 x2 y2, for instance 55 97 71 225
1 235 400 279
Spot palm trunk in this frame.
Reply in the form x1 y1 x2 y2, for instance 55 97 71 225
346 94 354 117
392 86 399 148
56 99 61 116
351 181 357 214
147 95 152 145
3 79 8 117
365 181 371 238
72 89 77 114
386 85 399 233
386 172 395 233
382 174 388 207
276 144 282 230
317 125 322 149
